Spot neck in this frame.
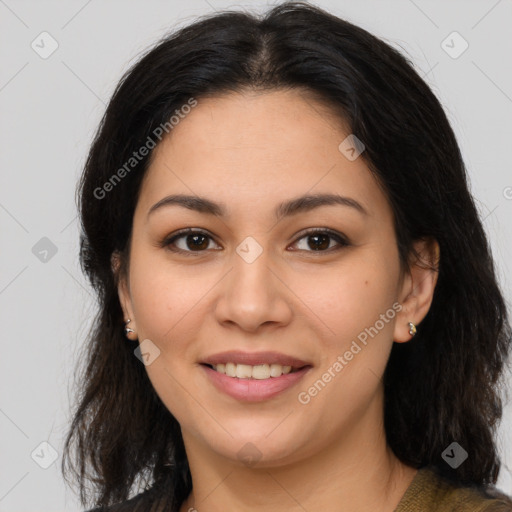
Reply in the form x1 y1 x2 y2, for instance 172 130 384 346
179 390 417 512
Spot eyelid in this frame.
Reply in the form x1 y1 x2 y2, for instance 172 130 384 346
161 227 350 255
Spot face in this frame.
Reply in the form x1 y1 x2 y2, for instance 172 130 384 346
117 88 433 467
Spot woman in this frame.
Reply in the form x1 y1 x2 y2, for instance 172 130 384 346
62 2 512 511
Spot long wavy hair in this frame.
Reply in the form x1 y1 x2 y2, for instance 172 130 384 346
62 2 512 510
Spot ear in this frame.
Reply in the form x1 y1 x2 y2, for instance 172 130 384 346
111 251 135 325
393 237 440 343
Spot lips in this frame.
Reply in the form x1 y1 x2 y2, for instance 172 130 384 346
201 350 310 369
200 350 312 401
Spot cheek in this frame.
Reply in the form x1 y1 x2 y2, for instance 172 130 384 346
294 268 399 421
129 248 211 342
293 254 400 346
128 253 205 420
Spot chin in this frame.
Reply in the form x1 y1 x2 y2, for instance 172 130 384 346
198 425 310 468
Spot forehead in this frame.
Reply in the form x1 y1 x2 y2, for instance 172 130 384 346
136 89 391 222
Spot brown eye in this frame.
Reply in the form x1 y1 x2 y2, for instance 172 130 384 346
163 229 220 255
162 227 349 256
184 233 209 250
291 229 350 253
306 233 330 251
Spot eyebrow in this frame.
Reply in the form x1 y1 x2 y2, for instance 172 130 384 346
147 193 368 221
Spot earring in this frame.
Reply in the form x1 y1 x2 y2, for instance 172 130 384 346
408 322 417 337
124 318 135 337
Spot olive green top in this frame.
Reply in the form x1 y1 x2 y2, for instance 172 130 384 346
86 465 512 511
394 467 512 511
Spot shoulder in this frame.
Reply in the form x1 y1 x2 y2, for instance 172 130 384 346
395 466 512 512
84 485 178 512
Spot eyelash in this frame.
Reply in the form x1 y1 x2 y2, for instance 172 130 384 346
160 227 350 256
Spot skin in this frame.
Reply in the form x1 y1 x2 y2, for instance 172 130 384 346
115 88 439 512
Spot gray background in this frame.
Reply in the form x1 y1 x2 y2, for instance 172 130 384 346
1 0 511 510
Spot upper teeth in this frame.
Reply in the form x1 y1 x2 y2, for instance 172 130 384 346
213 363 293 379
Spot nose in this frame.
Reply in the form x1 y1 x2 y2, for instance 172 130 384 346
214 245 293 333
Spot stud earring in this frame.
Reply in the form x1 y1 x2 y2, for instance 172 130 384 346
124 318 135 337
408 322 417 337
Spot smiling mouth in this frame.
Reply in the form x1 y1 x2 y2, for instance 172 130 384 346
202 362 307 379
